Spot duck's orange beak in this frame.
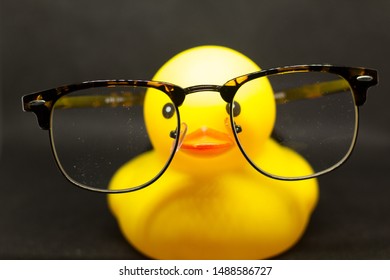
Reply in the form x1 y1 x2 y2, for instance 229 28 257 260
179 126 234 156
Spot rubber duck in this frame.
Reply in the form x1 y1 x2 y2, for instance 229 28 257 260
108 45 319 259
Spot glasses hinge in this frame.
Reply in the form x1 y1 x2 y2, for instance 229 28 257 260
356 75 374 82
25 100 46 111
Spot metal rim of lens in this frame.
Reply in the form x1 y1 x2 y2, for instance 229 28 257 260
229 77 360 181
48 90 181 193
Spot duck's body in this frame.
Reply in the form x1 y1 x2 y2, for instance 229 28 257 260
108 46 319 259
109 138 318 259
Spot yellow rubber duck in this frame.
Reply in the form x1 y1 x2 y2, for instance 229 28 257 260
108 45 319 259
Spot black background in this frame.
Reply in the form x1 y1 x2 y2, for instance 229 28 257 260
1 0 389 259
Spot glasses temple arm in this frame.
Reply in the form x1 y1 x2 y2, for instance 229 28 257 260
274 79 350 104
53 92 145 109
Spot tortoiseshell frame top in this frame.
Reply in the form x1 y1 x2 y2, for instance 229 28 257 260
22 64 378 192
23 65 378 129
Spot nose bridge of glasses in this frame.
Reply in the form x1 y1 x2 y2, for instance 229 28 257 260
184 84 221 95
183 84 235 105
180 85 233 112
177 88 232 137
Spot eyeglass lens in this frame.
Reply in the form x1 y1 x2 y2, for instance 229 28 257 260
50 86 179 191
232 71 357 179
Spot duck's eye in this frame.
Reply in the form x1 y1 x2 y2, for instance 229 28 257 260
162 103 175 119
226 101 241 117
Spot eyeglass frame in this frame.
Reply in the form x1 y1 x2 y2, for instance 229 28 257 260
22 64 378 193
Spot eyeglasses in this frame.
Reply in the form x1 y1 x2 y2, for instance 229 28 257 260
22 65 378 193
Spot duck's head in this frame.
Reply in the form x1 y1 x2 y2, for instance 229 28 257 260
108 46 319 260
144 45 276 174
